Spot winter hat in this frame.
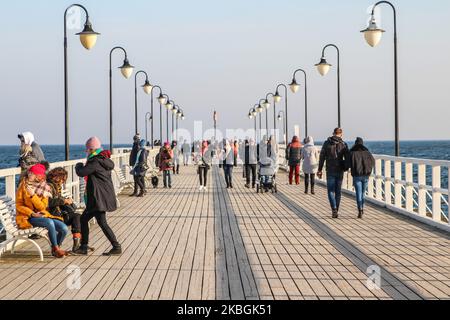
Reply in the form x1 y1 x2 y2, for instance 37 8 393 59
85 137 102 150
164 142 170 148
355 137 364 145
139 139 147 148
29 163 46 178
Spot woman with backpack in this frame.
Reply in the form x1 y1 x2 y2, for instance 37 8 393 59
301 136 320 194
286 136 302 185
349 137 375 219
130 139 149 197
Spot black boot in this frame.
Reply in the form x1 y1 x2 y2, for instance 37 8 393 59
311 184 315 195
72 245 88 255
332 209 339 219
137 190 145 197
304 182 309 194
358 209 364 219
72 237 81 252
103 245 122 256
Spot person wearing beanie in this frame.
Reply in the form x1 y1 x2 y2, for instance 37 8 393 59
158 142 174 188
129 135 142 196
349 137 375 219
16 163 69 258
74 137 122 256
130 139 149 197
301 136 320 194
46 167 83 252
286 136 303 185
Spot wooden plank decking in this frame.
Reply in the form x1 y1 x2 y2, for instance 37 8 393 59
0 166 449 300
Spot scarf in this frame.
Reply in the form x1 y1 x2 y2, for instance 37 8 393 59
88 148 103 159
26 180 53 198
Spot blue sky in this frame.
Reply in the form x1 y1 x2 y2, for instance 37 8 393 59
1 0 449 144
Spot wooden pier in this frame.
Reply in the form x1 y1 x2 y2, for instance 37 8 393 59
0 166 449 300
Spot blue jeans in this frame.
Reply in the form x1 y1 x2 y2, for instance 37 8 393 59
353 176 369 210
224 165 234 187
326 174 343 210
163 170 172 187
29 217 69 247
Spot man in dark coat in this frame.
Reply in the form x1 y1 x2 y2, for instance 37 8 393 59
318 128 350 218
129 134 141 196
74 137 121 256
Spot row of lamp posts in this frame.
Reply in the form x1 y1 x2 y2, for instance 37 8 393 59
247 1 400 156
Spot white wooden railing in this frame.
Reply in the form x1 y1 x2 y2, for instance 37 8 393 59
278 145 450 231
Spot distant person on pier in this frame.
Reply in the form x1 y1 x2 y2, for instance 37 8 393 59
47 167 82 252
159 142 174 188
222 140 236 188
130 139 149 197
74 137 122 256
286 136 303 185
182 140 191 166
171 140 181 175
16 163 69 258
301 136 320 194
195 141 213 191
349 137 375 219
244 138 258 188
129 134 141 196
317 128 350 219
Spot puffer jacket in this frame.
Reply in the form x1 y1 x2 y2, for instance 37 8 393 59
158 149 174 171
349 144 375 177
318 136 349 177
286 142 302 166
16 181 63 229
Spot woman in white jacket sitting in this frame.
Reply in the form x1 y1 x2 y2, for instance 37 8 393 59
301 136 320 194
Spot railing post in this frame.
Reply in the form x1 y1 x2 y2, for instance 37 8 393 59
405 162 413 212
375 159 383 201
384 160 392 205
432 165 442 222
5 175 16 201
394 161 402 208
417 164 427 216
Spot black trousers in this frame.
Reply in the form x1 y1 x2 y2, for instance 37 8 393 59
80 210 120 248
245 164 257 186
304 173 316 190
63 211 81 234
133 175 146 193
198 167 209 186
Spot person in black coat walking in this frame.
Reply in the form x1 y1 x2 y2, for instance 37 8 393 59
349 137 375 218
131 139 149 197
74 137 121 256
318 128 350 218
129 134 141 196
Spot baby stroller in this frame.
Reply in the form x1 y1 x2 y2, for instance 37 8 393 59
256 158 278 194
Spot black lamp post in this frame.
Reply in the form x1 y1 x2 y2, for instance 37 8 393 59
176 108 185 142
361 1 400 156
134 70 152 135
263 93 275 136
171 105 178 142
109 46 134 153
289 69 309 138
156 90 167 145
145 112 152 144
163 96 173 142
149 85 163 148
255 103 264 142
277 111 286 145
315 44 341 127
64 4 99 160
274 84 288 142
247 108 257 142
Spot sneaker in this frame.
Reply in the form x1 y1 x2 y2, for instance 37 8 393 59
103 247 122 256
199 186 204 191
332 209 339 219
72 246 88 256
245 184 250 188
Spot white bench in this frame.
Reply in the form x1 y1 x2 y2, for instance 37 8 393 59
0 196 51 262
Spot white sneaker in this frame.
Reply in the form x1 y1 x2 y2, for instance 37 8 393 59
203 187 208 192
199 186 204 191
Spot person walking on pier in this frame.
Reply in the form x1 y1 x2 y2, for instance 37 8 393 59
129 134 141 197
222 140 235 188
286 136 302 185
130 139 149 197
16 163 69 258
182 140 191 166
195 141 213 191
159 142 174 188
349 137 375 219
47 167 82 252
301 136 320 194
172 140 181 175
244 138 258 188
74 137 122 256
318 128 350 219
